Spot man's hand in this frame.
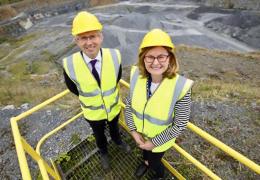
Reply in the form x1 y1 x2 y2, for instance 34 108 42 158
131 131 145 145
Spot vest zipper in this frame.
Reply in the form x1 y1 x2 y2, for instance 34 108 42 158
99 55 109 120
80 51 108 119
142 78 163 135
142 101 148 134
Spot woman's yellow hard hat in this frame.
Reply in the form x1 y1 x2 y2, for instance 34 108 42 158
139 29 175 51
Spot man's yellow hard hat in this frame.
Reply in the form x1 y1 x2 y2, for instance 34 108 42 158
139 29 175 51
72 11 103 36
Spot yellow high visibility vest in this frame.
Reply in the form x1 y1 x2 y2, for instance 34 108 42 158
130 66 193 152
63 48 121 121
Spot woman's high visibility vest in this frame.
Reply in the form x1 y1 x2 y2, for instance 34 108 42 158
130 66 193 152
63 48 121 121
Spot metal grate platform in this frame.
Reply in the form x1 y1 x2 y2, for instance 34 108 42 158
55 127 174 180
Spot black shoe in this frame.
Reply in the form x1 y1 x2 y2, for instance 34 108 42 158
100 154 110 170
117 141 131 153
134 163 148 178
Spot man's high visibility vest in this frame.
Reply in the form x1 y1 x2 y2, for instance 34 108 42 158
130 66 193 152
63 48 121 121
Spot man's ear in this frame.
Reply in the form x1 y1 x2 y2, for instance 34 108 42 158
74 36 79 45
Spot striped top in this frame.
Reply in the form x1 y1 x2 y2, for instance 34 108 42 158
124 90 191 147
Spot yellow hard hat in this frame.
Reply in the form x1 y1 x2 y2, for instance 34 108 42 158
139 29 175 51
72 11 103 36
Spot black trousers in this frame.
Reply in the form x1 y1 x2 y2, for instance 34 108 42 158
143 150 165 178
86 114 122 154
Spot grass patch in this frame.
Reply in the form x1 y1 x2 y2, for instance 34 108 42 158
0 82 62 105
0 40 65 106
40 50 61 65
6 58 53 79
0 32 37 48
70 133 81 146
192 79 260 104
0 44 29 65
0 36 9 44
29 60 53 74
0 48 8 60
0 0 22 6
7 59 30 79
56 153 71 164
0 33 39 64
10 33 38 47
164 151 205 179
0 73 66 106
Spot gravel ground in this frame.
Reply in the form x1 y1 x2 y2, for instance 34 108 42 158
1 98 259 179
0 104 91 179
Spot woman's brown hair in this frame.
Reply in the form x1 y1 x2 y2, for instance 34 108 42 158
137 46 179 78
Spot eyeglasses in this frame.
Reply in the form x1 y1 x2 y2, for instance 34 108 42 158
144 54 169 63
76 34 100 42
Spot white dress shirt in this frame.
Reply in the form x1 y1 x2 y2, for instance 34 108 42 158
150 82 160 94
82 50 102 77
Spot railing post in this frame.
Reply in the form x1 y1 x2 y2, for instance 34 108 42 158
38 159 50 180
21 138 59 179
10 118 32 180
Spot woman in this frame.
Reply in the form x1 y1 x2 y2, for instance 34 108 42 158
125 29 193 180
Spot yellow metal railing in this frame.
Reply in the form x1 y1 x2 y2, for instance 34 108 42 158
10 89 70 180
10 79 260 180
187 123 260 174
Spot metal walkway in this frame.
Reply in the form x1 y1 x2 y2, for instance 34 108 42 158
56 128 174 180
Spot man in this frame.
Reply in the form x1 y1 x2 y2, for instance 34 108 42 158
63 11 130 170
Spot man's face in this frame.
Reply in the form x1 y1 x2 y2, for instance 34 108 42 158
75 30 103 59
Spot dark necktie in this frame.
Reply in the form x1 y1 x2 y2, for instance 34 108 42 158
90 59 100 86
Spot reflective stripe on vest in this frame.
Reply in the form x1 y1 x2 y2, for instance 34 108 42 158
80 93 119 112
130 68 187 126
110 49 120 78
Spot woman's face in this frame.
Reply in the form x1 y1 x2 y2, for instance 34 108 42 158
144 46 170 77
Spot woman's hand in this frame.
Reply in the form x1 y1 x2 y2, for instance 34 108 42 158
139 140 155 151
131 131 145 145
